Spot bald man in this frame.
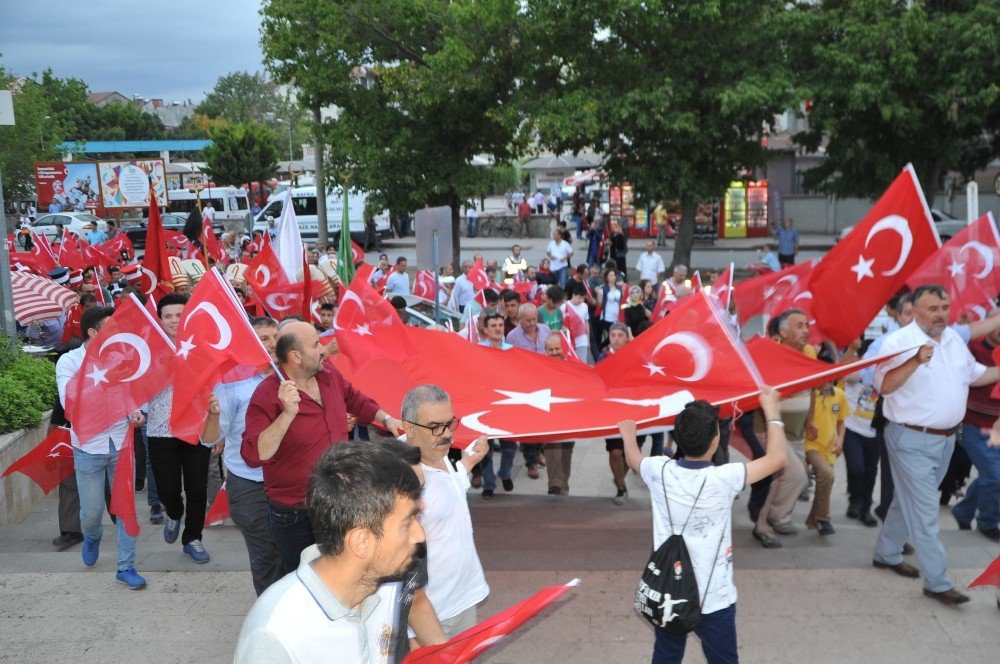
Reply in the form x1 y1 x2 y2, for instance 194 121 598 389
242 321 405 572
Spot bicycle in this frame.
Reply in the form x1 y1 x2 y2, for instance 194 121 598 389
479 215 516 238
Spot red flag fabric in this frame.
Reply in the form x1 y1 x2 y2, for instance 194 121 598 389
301 250 313 320
109 426 140 537
202 218 228 265
245 239 302 318
205 483 231 526
558 328 584 364
1 426 74 493
57 230 86 271
355 262 374 288
89 271 107 306
143 203 176 300
560 302 586 346
334 274 418 373
29 230 58 274
96 234 135 261
732 260 814 325
61 302 83 343
691 271 703 292
350 240 365 265
968 554 1000 588
808 165 941 345
403 579 579 664
905 213 1000 323
709 263 734 311
64 294 175 444
413 269 436 299
650 283 676 321
460 314 480 344
169 271 272 442
470 260 490 292
374 266 395 293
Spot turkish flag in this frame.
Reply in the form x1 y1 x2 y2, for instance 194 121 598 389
691 270 704 292
169 270 272 443
470 260 490 291
144 203 176 300
245 239 302 318
57 230 86 271
61 302 83 344
809 165 941 345
109 426 140 537
202 219 228 265
29 230 58 274
350 240 365 265
96 234 135 261
374 266 396 293
334 274 418 373
413 269 436 299
558 328 584 364
301 250 313 320
163 229 191 254
650 283 676 321
905 213 1000 323
205 483 230 526
560 302 587 346
65 294 175 444
89 270 107 306
709 263 734 311
968 554 1000 588
460 314 480 344
1 426 74 494
733 259 815 326
403 579 579 664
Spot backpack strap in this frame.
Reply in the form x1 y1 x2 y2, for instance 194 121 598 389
659 461 708 537
698 526 727 608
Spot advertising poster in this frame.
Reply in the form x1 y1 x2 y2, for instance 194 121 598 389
98 159 167 208
34 162 101 212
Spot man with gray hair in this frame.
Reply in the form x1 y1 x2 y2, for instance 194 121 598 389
401 385 491 637
667 264 693 298
506 303 551 352
448 260 476 312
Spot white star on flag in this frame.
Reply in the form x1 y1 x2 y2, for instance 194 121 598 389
643 360 665 377
492 388 580 412
176 336 197 360
86 365 109 387
850 255 875 282
353 323 373 336
946 259 966 278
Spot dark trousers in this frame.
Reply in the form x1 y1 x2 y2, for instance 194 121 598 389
228 473 285 595
875 425 894 521
522 442 541 467
268 501 315 574
148 436 211 545
843 429 879 514
738 413 771 513
938 439 972 503
653 603 738 664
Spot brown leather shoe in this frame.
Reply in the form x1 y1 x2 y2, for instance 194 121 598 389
526 465 540 479
872 560 920 578
923 588 970 605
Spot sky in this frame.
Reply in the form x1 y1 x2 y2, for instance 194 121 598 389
0 0 266 103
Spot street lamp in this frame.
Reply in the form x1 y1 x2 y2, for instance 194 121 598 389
271 116 294 164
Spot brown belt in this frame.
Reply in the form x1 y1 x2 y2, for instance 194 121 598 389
898 423 960 437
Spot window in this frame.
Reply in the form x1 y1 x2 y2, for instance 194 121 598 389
292 196 318 216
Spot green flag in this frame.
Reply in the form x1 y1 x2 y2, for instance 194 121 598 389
336 187 356 284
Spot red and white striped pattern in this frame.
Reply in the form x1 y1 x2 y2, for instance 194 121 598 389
10 271 78 324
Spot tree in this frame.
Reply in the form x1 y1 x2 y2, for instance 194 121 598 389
0 67 63 202
196 71 282 124
261 0 531 268
528 0 796 268
202 122 280 188
788 0 1000 203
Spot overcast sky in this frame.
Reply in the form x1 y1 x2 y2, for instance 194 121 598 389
0 0 266 102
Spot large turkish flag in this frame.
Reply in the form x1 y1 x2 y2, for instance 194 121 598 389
808 165 940 345
732 260 815 326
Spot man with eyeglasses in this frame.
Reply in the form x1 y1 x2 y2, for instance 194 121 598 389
401 385 491 638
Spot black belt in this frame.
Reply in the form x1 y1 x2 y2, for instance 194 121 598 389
897 423 960 437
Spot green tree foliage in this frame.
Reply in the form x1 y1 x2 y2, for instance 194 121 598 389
788 0 1000 203
261 0 531 267
0 65 64 201
528 0 796 268
203 122 280 187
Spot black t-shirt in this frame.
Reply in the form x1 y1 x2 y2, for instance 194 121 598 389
391 542 428 662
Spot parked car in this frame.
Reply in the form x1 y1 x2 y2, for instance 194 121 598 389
120 213 189 251
837 208 971 242
395 294 464 329
30 212 107 241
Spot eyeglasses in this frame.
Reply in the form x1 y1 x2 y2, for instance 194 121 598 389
406 416 460 437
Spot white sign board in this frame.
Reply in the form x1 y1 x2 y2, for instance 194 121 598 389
0 91 14 126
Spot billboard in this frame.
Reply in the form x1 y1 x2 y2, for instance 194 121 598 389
34 162 101 212
98 159 167 208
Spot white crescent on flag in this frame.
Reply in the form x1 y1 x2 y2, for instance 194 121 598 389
99 333 152 383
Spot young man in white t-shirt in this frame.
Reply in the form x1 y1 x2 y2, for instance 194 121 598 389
618 387 787 664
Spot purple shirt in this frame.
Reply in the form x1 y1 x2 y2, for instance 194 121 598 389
506 324 551 353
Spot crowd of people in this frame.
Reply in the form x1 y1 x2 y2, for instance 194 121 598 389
10 206 1000 664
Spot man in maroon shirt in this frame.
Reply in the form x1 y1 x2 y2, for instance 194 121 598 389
242 321 404 572
952 328 1000 542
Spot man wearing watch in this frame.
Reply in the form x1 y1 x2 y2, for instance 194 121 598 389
242 321 405 573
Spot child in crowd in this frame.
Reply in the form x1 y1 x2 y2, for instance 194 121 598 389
804 378 847 535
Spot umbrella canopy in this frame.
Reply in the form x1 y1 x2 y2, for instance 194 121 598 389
10 271 78 324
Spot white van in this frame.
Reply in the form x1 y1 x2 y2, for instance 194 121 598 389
167 186 250 230
252 185 390 241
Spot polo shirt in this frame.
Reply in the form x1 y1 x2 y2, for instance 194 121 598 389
874 321 986 429
420 460 490 621
804 387 847 465
478 339 513 350
242 363 380 507
506 324 550 353
640 458 746 615
538 306 563 331
234 544 399 664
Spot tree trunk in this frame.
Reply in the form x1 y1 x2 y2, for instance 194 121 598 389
671 200 696 270
313 106 328 248
449 187 462 274
923 156 946 208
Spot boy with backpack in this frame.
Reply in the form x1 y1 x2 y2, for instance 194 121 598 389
619 387 788 664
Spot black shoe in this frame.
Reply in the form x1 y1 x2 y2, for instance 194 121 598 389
901 543 915 555
135 477 145 492
752 529 782 549
859 512 878 527
481 489 494 500
846 504 861 520
502 478 514 492
149 504 164 524
51 533 84 550
817 521 835 536
951 508 972 530
979 528 1000 543
874 505 887 522
547 486 562 495
613 486 627 505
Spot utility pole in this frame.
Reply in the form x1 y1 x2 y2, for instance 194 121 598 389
313 106 328 248
0 91 17 341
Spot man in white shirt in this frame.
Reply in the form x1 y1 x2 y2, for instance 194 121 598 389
56 306 148 590
618 388 787 663
235 442 426 663
384 257 411 295
401 385 491 637
635 240 665 283
200 316 284 596
466 202 479 239
546 228 574 289
202 200 216 225
873 285 1000 605
448 261 476 312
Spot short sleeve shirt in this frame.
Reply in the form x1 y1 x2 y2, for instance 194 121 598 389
805 387 848 465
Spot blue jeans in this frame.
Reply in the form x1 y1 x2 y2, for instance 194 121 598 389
874 423 956 592
553 267 568 289
842 429 879 514
140 422 159 507
653 603 737 664
953 423 1000 531
480 441 518 491
73 440 136 571
267 501 315 574
521 442 540 467
573 214 583 239
467 216 478 238
639 433 665 457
